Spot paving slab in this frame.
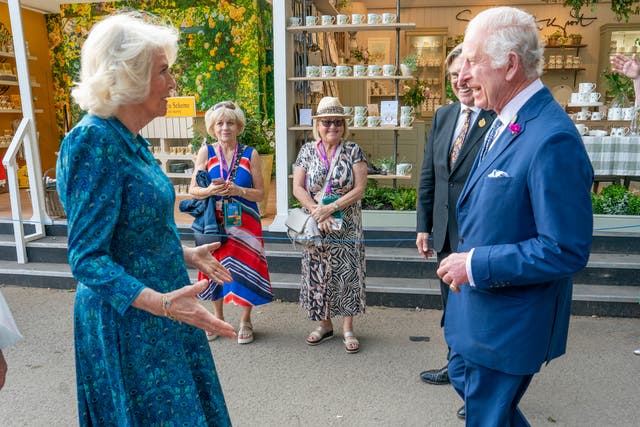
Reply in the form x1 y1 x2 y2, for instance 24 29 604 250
0 285 639 427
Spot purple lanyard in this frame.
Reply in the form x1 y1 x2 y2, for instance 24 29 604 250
216 144 239 182
316 140 334 194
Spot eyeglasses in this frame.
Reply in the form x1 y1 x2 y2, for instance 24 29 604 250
320 119 344 127
212 101 236 111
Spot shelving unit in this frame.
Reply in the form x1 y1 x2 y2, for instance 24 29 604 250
140 116 195 196
0 48 40 151
286 0 417 186
543 44 587 87
598 24 640 103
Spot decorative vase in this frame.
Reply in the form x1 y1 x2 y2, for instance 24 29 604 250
400 64 413 77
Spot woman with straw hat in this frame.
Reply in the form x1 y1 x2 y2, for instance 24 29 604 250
292 96 368 354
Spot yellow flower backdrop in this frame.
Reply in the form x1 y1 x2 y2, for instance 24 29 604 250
46 0 274 147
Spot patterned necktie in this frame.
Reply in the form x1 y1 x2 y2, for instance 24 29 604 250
449 108 472 168
479 118 503 161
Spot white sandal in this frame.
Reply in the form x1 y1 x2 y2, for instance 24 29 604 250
238 321 254 344
306 326 334 346
343 331 360 354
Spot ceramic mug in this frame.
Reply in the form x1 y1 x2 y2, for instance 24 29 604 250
396 163 413 176
623 107 638 120
336 14 350 25
589 92 602 103
382 64 396 76
367 13 381 25
575 123 589 135
611 127 630 137
288 16 302 27
305 15 319 26
382 13 396 24
578 92 590 103
353 114 366 127
353 64 367 77
608 107 623 120
321 15 335 26
354 106 368 116
345 117 354 126
342 106 354 116
336 65 352 77
351 13 366 25
570 92 581 104
305 65 320 77
578 82 596 93
367 116 381 127
591 111 604 120
367 64 382 76
400 106 415 116
588 129 607 137
321 65 336 77
576 111 591 120
400 114 415 128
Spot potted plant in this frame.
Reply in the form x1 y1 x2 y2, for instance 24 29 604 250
568 33 583 46
238 116 275 215
547 30 564 47
400 54 418 77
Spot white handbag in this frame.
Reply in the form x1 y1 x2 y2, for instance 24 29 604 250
284 208 321 247
286 144 342 248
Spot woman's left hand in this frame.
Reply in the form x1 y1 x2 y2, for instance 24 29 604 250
186 243 233 283
164 280 237 338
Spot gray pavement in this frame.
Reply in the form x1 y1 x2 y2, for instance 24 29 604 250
0 285 639 426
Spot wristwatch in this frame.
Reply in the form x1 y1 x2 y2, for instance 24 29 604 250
332 201 339 211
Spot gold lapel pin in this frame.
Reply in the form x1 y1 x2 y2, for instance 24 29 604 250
478 118 486 128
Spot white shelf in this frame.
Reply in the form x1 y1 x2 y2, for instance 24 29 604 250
165 172 192 179
0 108 43 113
289 75 414 82
0 51 37 61
289 125 414 131
568 102 604 107
0 79 40 87
153 153 193 160
289 173 412 180
287 23 416 33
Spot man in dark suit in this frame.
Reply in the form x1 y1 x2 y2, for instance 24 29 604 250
416 45 495 397
437 7 593 425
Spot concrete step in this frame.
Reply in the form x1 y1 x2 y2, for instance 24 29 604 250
0 261 637 317
0 223 639 317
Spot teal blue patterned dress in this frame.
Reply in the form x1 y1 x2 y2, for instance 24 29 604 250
56 115 231 426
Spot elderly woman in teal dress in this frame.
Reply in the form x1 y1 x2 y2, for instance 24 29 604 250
56 14 235 425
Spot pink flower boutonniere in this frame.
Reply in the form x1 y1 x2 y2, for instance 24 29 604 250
509 123 521 135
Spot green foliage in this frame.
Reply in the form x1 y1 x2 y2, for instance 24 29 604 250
362 181 417 211
592 184 640 215
401 54 418 72
402 80 427 109
371 156 396 172
238 115 275 154
543 0 640 23
601 67 634 106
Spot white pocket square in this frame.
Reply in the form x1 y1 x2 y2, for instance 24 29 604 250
488 169 510 178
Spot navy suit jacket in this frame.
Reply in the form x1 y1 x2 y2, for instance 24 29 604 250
416 102 495 253
444 87 594 375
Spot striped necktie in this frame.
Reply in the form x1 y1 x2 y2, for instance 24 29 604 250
449 108 472 168
479 118 503 161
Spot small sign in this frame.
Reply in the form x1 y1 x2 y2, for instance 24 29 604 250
166 96 196 117
380 101 398 126
299 108 312 126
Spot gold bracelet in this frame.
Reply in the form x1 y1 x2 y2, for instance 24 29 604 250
161 294 175 320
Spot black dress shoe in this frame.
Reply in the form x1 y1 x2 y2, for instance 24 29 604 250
456 405 466 420
419 365 450 384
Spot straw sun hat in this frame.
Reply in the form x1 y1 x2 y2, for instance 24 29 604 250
311 96 351 118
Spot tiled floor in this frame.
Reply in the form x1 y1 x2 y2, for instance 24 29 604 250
0 179 277 227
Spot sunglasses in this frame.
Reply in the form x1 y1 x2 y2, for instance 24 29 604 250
212 101 236 111
320 119 344 127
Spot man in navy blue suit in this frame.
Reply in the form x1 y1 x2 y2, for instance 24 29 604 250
436 7 593 426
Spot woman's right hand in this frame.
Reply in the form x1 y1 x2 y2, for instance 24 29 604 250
162 280 237 338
